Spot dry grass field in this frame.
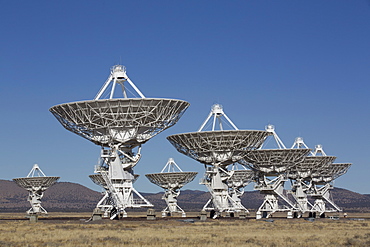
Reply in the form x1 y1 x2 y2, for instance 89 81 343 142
0 212 369 246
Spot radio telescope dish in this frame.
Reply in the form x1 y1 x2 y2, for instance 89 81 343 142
289 156 337 179
287 155 336 217
89 174 108 189
167 104 270 215
167 130 269 167
240 148 311 219
312 163 352 183
145 172 197 190
309 160 350 217
145 158 197 217
329 163 351 180
290 139 344 218
13 164 59 215
307 159 345 217
50 64 190 219
227 169 255 186
50 98 189 148
238 125 311 219
242 149 311 175
289 137 336 179
241 125 311 175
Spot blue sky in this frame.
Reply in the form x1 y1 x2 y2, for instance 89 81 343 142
0 1 369 194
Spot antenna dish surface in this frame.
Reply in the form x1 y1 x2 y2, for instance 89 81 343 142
13 177 60 191
329 163 352 179
89 174 108 189
311 163 351 182
167 130 270 166
242 149 311 174
228 169 255 183
50 98 189 147
145 172 197 189
288 156 336 179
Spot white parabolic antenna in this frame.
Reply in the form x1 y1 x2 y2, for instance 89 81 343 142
50 65 190 219
289 138 346 217
239 125 311 219
145 158 197 217
312 163 351 183
167 104 271 214
289 155 337 180
311 162 352 216
13 164 59 215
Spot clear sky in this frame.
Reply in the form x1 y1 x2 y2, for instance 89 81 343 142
1 1 369 194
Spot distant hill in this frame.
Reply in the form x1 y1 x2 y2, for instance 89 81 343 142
0 180 369 213
331 188 370 212
0 180 101 212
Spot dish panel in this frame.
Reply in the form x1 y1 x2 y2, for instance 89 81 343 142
13 177 60 191
145 172 197 189
228 169 254 182
167 130 270 166
311 163 351 182
89 174 107 188
242 149 311 174
50 98 189 147
288 156 336 179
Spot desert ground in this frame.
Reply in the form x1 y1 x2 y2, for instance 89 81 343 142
0 212 369 247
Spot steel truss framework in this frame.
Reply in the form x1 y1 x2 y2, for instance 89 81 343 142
50 65 190 219
146 158 197 217
13 164 59 215
168 105 270 215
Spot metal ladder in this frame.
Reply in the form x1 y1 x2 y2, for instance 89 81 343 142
100 171 124 219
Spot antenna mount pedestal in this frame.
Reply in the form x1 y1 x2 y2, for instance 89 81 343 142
51 65 190 219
